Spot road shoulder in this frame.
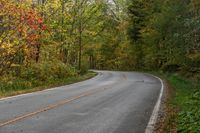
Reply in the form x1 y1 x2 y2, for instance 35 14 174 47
0 71 97 99
155 80 177 133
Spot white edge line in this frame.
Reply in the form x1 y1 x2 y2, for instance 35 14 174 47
145 74 164 133
0 72 100 101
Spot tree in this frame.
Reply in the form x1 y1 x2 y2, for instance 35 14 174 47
0 0 45 75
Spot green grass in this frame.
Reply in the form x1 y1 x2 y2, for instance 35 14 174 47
163 74 200 133
0 71 97 98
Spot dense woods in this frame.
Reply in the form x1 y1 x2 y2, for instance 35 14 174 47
128 0 200 80
1 0 199 77
0 0 131 75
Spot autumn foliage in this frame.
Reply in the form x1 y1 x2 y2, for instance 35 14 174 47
0 0 46 75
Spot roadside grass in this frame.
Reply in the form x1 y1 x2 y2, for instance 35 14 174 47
0 71 97 98
157 73 200 133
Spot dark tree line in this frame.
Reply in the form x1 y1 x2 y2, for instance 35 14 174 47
128 0 200 80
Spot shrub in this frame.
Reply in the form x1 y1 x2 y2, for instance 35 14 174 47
19 61 78 81
79 62 89 75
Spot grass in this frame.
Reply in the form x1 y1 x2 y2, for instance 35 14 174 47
0 71 97 98
159 73 200 133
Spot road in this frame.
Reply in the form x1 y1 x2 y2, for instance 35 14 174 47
0 71 162 133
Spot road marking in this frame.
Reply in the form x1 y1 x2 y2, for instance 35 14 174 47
0 88 103 127
145 74 164 133
0 71 161 131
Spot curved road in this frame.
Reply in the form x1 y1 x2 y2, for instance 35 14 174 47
0 71 161 133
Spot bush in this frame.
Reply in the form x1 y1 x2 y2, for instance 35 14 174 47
19 61 78 81
162 64 180 72
79 61 89 75
166 74 200 133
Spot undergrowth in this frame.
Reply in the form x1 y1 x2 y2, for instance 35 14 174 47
165 74 200 133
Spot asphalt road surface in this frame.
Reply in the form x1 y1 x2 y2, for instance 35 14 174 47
0 71 162 133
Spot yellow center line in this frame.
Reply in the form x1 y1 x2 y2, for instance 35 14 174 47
0 88 103 127
0 74 128 128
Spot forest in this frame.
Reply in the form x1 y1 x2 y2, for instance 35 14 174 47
1 0 200 77
0 0 200 132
